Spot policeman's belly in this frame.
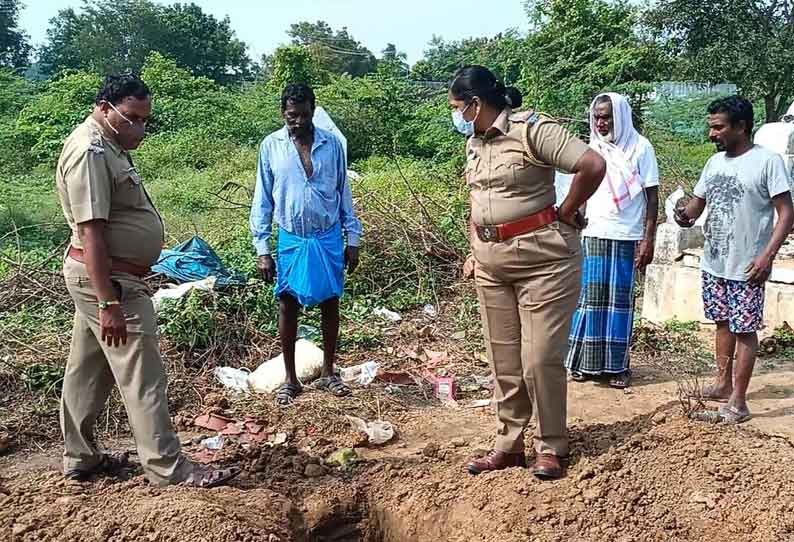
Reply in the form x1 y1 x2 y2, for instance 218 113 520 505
471 190 557 226
105 214 164 268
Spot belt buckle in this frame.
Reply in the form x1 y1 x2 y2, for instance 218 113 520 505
480 226 498 242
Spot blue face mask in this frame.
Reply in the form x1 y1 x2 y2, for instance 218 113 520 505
452 102 475 136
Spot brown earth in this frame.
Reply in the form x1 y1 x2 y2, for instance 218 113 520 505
1 298 793 541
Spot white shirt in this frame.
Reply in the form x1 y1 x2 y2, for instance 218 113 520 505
583 135 660 241
755 121 794 189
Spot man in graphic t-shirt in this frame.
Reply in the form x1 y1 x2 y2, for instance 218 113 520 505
676 96 793 424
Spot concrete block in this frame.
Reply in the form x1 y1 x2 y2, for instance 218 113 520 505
654 223 705 264
641 263 708 325
642 262 794 331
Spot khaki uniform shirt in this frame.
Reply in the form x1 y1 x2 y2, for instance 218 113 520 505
466 108 589 226
56 116 164 267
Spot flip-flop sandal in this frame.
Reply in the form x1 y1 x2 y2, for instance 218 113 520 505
690 405 751 425
570 371 587 382
181 464 240 488
314 375 352 397
718 405 751 425
64 451 131 481
608 370 631 389
275 383 303 406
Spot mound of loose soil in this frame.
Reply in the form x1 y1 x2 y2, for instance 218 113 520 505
1 474 298 542
2 410 794 542
366 414 794 542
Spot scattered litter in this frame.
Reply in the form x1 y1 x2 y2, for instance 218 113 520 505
326 448 358 470
432 376 457 404
451 331 466 340
345 415 395 445
248 339 324 394
465 399 492 409
425 349 448 367
193 413 234 432
212 366 250 393
339 361 380 385
199 435 225 451
220 423 244 436
377 371 416 386
298 324 321 342
267 433 288 447
474 374 494 390
152 236 245 286
357 361 380 385
623 387 634 395
422 304 437 318
373 307 402 322
152 276 216 312
244 420 265 434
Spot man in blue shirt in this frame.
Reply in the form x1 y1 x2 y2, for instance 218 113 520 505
250 84 363 405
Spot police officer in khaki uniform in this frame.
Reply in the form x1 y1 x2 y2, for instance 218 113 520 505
56 74 237 487
449 66 606 480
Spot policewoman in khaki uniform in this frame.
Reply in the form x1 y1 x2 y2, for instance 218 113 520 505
449 66 606 479
56 74 237 487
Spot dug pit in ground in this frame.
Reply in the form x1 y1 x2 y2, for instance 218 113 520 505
2 406 794 542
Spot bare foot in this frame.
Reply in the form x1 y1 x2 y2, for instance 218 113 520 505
693 383 732 402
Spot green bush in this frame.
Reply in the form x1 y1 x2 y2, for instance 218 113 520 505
0 70 35 121
13 71 101 167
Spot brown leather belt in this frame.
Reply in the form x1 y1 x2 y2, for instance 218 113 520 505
67 246 151 278
475 206 558 243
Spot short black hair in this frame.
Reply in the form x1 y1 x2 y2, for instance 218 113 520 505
95 74 151 106
450 65 522 111
707 95 754 134
281 83 316 111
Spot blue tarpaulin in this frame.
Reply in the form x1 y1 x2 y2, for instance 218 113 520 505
152 236 245 286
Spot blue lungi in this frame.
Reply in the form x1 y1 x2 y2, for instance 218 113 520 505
275 223 345 307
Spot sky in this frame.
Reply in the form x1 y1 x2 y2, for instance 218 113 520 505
20 0 530 66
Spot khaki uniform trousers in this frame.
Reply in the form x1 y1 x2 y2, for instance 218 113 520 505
61 257 190 486
473 221 582 457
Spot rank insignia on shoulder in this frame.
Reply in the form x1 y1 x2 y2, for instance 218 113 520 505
87 143 105 155
509 111 540 125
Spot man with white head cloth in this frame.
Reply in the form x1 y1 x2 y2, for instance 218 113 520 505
565 92 660 389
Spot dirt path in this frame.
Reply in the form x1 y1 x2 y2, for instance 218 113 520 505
2 360 793 541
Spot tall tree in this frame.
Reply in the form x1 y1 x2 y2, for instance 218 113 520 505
268 45 326 91
0 0 31 69
410 32 529 85
647 0 794 122
39 0 251 84
379 43 409 76
287 20 377 77
520 0 668 124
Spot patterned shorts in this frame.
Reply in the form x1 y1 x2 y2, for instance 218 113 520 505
702 272 765 334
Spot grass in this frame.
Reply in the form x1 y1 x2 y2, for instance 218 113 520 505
0 94 732 447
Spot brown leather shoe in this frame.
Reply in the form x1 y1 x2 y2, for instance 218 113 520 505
466 450 527 475
531 453 564 480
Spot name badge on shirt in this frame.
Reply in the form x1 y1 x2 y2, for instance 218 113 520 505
124 167 142 186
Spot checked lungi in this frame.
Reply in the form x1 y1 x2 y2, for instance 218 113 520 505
565 237 638 375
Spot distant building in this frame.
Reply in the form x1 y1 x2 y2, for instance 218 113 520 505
651 81 738 101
